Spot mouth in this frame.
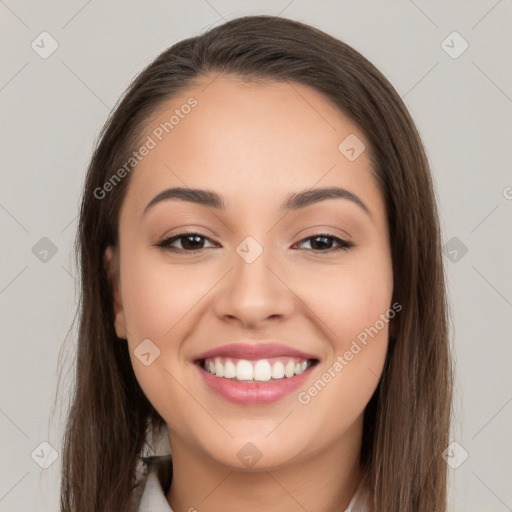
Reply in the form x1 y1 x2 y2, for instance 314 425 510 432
196 356 319 383
193 345 320 405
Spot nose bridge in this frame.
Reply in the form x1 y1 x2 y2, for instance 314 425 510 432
213 234 294 325
232 234 276 294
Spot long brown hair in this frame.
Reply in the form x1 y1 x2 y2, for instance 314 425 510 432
58 14 453 512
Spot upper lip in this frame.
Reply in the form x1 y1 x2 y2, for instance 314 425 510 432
193 342 319 362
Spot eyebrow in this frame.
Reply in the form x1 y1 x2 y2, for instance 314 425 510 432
143 186 371 218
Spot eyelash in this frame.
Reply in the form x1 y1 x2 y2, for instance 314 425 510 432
155 232 354 255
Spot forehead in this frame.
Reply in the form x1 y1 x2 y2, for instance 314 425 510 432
121 74 384 223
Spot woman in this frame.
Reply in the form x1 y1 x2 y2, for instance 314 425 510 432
59 15 453 512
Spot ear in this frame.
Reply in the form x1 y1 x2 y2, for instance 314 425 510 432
103 246 127 339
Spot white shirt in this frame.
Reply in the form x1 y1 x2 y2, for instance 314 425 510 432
134 460 370 512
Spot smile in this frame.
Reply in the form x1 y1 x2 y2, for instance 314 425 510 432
195 357 319 405
192 342 320 405
200 356 315 382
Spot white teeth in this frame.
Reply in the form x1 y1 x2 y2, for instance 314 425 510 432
224 359 236 378
271 361 285 379
284 361 295 378
215 359 224 377
254 360 272 381
203 357 313 382
236 360 254 381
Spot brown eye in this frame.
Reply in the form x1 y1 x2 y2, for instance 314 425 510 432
156 233 217 253
294 234 353 253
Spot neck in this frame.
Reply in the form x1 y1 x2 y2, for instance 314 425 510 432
166 417 364 512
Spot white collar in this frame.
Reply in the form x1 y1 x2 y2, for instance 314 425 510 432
136 468 173 511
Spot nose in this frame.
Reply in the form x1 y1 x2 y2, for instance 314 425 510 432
212 241 296 329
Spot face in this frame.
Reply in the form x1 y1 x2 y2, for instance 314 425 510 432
105 74 393 471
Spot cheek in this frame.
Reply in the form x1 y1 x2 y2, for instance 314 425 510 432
293 258 392 424
290 251 392 405
119 256 203 425
291 252 393 345
118 250 199 399
120 252 205 340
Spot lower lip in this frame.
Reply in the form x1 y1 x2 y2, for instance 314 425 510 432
195 362 317 405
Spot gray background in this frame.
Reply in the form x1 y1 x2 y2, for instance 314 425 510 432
1 1 511 511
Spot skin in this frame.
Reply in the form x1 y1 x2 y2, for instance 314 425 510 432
104 74 393 512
